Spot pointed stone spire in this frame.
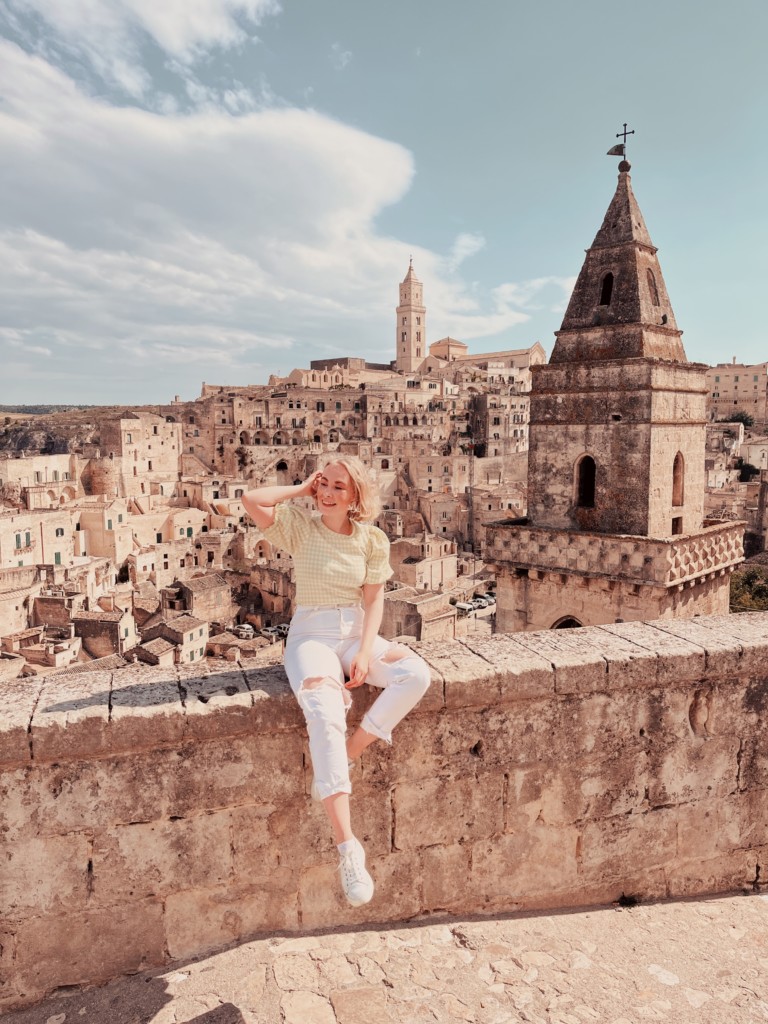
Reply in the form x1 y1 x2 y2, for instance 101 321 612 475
551 162 687 364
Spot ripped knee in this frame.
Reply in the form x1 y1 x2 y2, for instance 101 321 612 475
299 675 351 708
378 645 431 695
380 643 412 665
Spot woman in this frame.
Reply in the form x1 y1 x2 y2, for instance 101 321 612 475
242 458 431 907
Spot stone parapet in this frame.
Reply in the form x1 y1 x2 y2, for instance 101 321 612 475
486 520 744 589
2 612 767 1009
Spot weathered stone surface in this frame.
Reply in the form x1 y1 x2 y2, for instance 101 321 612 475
91 811 234 901
109 666 185 752
651 617 745 679
1 833 91 916
393 772 503 850
462 633 555 701
13 900 165 1000
31 671 111 762
0 678 42 766
242 664 303 733
280 990 335 1024
164 883 299 960
2 612 768 1011
598 621 706 686
415 638 497 708
512 630 607 694
180 666 254 741
330 985 390 1024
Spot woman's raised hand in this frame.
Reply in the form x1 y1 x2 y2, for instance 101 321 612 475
296 471 322 498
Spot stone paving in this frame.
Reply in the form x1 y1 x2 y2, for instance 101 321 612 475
4 893 768 1024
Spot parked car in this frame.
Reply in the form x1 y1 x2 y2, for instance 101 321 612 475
455 601 475 616
471 597 489 609
233 623 255 638
276 624 290 637
260 626 281 641
480 592 496 605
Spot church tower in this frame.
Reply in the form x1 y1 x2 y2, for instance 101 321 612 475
489 159 744 631
395 260 426 373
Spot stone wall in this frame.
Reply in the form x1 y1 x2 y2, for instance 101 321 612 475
2 613 767 1010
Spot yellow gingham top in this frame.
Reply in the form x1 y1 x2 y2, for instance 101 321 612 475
263 503 393 607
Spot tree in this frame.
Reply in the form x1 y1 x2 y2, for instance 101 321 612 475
719 410 754 428
730 565 768 612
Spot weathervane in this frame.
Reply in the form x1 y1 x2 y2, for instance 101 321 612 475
607 123 634 161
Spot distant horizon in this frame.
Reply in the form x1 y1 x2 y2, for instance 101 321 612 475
1 1 766 405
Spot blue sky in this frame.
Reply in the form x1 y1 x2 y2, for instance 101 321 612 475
1 0 765 404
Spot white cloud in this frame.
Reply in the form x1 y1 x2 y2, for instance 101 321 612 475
447 232 485 271
0 39 559 402
3 0 280 98
330 42 352 71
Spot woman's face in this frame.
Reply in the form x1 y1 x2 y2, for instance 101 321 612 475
315 463 356 517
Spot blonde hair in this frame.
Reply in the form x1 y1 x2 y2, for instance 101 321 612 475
323 456 381 522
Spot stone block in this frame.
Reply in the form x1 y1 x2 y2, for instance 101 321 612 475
512 630 607 695
675 798 725 862
14 900 165 1002
110 667 185 753
0 832 91 917
180 666 255 742
650 617 744 679
421 842 471 913
464 699 559 770
580 808 678 875
330 985 391 1024
298 850 421 929
31 670 112 763
281 991 336 1024
591 626 661 690
164 731 304 818
716 787 768 852
164 882 299 961
468 825 581 910
1 753 174 842
462 633 555 701
0 677 43 767
647 735 740 806
393 772 503 850
0 930 19 1012
242 665 304 733
91 810 234 902
506 753 650 829
415 638 498 709
599 621 705 686
664 847 763 899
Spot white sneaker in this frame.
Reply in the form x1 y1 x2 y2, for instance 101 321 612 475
338 837 374 907
311 759 355 802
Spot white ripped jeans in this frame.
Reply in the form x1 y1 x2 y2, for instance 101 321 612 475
284 606 431 800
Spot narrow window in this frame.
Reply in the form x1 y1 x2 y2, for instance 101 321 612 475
672 452 684 507
647 269 660 306
671 516 683 535
576 455 596 508
599 273 614 306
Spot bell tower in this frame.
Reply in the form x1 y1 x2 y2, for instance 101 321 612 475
395 259 426 373
488 158 744 632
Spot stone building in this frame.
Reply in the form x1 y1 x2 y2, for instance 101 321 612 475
707 359 768 427
489 160 744 631
0 453 81 509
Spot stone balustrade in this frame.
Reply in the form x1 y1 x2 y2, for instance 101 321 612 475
487 520 744 588
1 612 767 1010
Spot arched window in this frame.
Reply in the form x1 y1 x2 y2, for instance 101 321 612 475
599 272 614 306
672 452 684 506
576 455 596 508
647 269 660 306
553 616 583 629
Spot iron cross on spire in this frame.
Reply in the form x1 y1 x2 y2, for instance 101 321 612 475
616 123 635 147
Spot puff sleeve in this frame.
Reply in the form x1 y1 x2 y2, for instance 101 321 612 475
364 526 394 585
261 503 310 555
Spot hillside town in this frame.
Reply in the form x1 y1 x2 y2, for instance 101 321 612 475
2 184 767 682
